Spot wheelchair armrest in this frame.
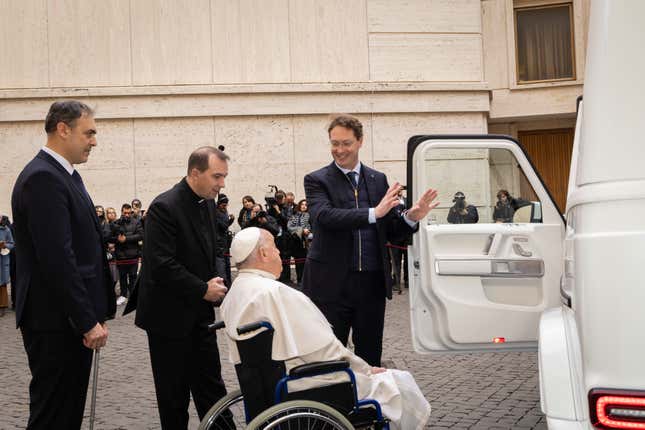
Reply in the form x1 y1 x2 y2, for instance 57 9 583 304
288 360 350 378
207 321 225 333
237 321 273 335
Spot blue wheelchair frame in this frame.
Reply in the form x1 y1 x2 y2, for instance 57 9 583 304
214 319 389 428
274 367 386 426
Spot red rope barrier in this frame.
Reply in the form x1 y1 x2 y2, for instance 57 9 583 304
109 258 141 266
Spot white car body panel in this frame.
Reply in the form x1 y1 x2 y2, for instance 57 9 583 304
409 1 645 428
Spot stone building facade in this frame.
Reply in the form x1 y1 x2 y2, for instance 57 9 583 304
0 0 589 221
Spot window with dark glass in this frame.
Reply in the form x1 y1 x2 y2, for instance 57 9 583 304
515 3 575 83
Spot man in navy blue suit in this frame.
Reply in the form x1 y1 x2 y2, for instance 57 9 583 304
302 114 439 366
11 100 116 429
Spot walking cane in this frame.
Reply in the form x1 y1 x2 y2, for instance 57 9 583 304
89 348 100 430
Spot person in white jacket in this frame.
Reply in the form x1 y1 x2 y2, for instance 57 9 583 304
221 227 431 430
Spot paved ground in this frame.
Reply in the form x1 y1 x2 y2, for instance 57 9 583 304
0 284 547 429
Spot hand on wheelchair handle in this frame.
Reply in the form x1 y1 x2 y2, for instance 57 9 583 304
370 366 386 374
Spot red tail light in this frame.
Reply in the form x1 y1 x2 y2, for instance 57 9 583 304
493 337 506 344
590 389 645 429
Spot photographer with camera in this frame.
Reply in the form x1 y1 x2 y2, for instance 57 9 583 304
248 204 280 236
112 203 143 305
265 188 288 228
266 188 297 284
447 191 479 224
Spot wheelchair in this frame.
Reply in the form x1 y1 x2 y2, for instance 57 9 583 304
199 320 390 430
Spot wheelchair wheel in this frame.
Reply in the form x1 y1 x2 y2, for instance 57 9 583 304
247 400 354 430
198 389 246 430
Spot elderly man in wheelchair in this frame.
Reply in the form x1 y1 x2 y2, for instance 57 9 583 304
198 227 431 429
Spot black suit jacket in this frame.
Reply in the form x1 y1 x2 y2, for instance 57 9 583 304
11 150 115 333
302 162 416 301
133 178 220 338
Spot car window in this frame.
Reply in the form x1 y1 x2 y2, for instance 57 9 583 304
423 147 542 224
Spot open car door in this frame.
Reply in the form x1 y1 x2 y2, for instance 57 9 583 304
406 135 565 352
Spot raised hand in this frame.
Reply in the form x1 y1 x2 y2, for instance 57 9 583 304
406 188 440 222
375 182 404 219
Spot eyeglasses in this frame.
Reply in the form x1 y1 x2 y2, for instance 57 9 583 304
330 140 356 148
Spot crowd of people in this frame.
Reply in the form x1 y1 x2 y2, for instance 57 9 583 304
89 184 408 308
0 185 405 316
0 188 416 317
87 188 321 301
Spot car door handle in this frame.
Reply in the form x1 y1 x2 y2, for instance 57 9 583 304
435 258 544 277
483 233 502 256
512 243 532 257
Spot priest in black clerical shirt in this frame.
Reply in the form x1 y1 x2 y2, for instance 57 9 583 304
129 146 231 429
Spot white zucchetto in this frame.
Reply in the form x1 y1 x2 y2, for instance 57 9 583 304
230 227 261 264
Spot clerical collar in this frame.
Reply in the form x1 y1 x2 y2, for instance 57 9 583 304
334 161 361 177
180 177 206 204
238 268 278 280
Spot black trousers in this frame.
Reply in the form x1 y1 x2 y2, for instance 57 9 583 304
117 262 138 298
389 247 403 287
147 324 227 429
21 327 93 430
215 255 232 287
314 270 386 367
292 241 307 284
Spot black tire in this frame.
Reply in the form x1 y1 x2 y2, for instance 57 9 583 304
247 400 354 430
198 390 245 430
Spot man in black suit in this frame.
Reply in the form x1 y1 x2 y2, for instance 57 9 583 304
11 100 116 429
133 146 230 429
302 114 439 366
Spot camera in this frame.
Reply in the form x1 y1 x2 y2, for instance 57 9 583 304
114 217 129 235
264 185 278 207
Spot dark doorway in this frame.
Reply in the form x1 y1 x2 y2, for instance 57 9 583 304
518 128 575 213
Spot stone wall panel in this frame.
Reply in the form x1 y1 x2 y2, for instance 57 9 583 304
132 0 212 85
369 34 483 82
48 0 131 87
372 113 486 162
368 0 481 33
290 0 369 82
212 0 291 83
0 0 48 88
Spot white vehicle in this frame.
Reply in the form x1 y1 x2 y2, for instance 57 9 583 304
407 1 645 428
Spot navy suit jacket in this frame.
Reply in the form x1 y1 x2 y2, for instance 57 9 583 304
11 150 115 333
302 162 416 301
